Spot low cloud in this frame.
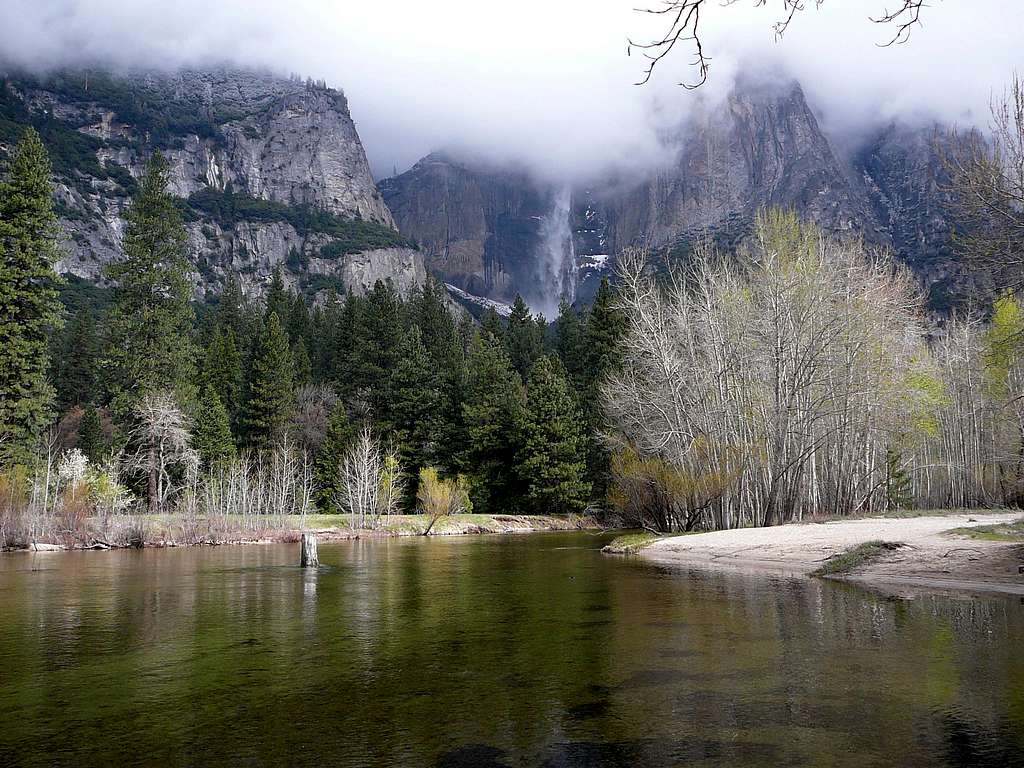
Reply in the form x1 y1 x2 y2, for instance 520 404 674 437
2 1 1020 179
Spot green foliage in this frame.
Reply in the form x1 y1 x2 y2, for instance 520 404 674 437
554 298 587 382
314 402 356 513
948 518 1024 542
213 274 253 345
52 306 99 410
0 86 135 195
902 363 948 439
516 357 590 515
291 338 313 386
0 127 62 462
480 307 505 342
417 466 472 532
202 326 244 431
552 277 626 500
584 277 626 384
984 291 1024 396
505 295 545 378
185 188 412 255
263 268 291 323
77 405 106 464
341 281 406 412
102 152 196 421
14 70 224 147
302 275 347 296
460 332 525 513
240 312 294 449
410 279 465 469
58 275 114 316
386 326 442 504
193 386 236 469
885 447 913 510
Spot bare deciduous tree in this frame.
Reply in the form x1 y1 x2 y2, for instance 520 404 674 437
631 0 929 87
945 75 1024 294
605 211 931 529
290 384 338 454
124 392 197 513
336 426 404 529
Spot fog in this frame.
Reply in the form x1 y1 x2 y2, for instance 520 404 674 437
2 0 1021 180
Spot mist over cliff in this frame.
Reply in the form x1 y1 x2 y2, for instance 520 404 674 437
2 0 1021 182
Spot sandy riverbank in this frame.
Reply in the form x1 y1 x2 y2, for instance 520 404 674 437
640 512 1024 596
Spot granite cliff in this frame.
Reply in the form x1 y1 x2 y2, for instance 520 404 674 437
0 67 424 300
382 80 965 311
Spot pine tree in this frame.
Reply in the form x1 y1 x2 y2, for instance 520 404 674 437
216 274 251 345
516 356 590 515
480 307 505 344
460 332 525 513
77 405 106 465
287 292 312 349
413 278 464 470
885 446 913 510
387 326 441 502
291 338 312 386
240 312 294 449
53 306 98 410
0 128 62 462
311 294 342 381
193 385 236 468
505 295 544 378
584 277 625 384
203 326 244 431
314 401 356 513
103 152 195 421
326 291 363 397
554 298 587 384
580 277 626 497
351 281 405 419
264 268 291 324
414 277 459 364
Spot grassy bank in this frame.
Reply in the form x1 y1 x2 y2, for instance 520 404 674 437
947 517 1024 542
5 513 595 552
602 530 688 554
811 541 905 577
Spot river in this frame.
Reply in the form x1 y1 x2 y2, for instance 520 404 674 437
0 532 1021 767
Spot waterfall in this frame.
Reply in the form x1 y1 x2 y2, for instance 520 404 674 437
534 186 576 318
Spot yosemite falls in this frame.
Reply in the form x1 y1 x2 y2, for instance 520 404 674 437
534 186 577 317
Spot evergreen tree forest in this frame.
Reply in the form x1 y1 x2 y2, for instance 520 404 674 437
0 129 625 544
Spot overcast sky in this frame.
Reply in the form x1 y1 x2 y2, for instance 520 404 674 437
2 1 1022 180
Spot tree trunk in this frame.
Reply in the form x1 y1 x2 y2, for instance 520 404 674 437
147 442 158 515
300 532 319 567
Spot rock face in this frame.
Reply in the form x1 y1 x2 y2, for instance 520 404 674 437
382 79 964 309
380 153 546 301
594 81 882 255
381 154 611 315
1 67 421 299
855 123 967 308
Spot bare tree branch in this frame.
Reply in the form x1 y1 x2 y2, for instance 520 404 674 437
630 0 931 87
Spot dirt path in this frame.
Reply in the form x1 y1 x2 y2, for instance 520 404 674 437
641 512 1024 596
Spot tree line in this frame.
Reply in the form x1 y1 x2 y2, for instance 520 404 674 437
3 74 1023 543
0 131 625 546
599 77 1024 532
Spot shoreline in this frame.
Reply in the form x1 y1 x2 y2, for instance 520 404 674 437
636 512 1024 597
3 513 595 554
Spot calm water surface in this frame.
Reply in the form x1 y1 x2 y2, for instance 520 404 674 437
0 532 1022 767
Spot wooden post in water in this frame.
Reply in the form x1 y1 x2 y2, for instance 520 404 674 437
300 532 319 567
